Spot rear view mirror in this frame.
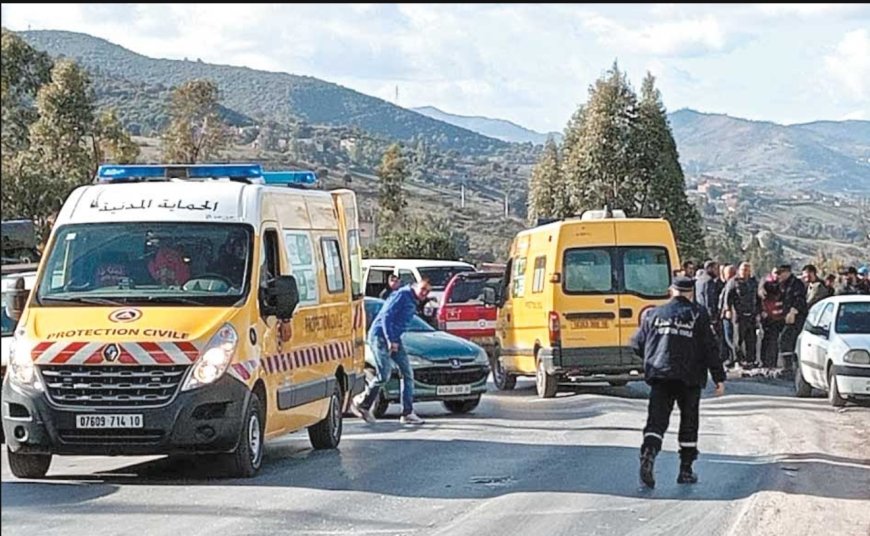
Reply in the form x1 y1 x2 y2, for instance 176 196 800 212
261 275 300 320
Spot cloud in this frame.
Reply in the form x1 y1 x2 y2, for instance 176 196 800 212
581 13 727 57
1 4 865 130
824 29 870 101
755 4 868 18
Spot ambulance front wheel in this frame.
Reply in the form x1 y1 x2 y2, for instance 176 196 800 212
7 448 51 479
225 391 264 478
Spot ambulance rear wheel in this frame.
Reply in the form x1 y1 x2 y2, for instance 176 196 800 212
309 382 343 449
225 392 264 478
7 448 51 479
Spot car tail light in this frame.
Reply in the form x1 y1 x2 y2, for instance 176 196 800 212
548 311 561 346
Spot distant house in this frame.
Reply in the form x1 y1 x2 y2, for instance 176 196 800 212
359 220 376 247
340 138 358 153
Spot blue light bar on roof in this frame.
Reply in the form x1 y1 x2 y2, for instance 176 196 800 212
261 170 317 186
96 164 264 182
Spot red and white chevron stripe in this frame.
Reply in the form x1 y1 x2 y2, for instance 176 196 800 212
259 340 354 375
31 341 199 365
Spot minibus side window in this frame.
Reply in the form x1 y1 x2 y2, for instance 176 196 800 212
532 256 547 293
511 257 527 298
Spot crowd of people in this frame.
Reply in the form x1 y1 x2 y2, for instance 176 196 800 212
679 259 870 372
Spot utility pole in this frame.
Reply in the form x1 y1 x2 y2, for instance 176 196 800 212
504 192 510 218
460 182 466 209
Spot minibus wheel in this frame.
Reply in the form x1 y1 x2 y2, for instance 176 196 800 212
536 359 558 399
491 349 516 391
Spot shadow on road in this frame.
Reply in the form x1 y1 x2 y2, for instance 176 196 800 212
6 439 867 507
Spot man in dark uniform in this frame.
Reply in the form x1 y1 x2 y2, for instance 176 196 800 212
776 264 807 372
631 276 726 489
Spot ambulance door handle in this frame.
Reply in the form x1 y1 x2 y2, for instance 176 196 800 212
619 308 633 319
604 298 615 304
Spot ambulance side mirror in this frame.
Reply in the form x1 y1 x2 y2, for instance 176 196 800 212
483 287 504 308
262 275 300 320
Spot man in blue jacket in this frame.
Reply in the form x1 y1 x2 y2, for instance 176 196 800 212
631 276 727 489
352 279 432 425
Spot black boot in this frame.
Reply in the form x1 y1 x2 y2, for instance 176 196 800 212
640 448 656 489
677 462 698 484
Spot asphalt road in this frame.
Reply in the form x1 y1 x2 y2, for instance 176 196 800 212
3 378 869 536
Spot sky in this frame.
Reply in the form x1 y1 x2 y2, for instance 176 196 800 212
2 3 868 133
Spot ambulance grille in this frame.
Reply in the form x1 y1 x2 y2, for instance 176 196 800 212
40 365 189 408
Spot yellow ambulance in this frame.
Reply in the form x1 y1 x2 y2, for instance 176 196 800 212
485 210 679 398
1 164 366 478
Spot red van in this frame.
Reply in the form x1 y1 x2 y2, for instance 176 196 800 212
437 272 503 355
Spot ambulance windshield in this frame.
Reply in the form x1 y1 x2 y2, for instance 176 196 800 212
36 222 253 307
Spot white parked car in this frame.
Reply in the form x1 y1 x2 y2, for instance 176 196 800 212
795 295 870 406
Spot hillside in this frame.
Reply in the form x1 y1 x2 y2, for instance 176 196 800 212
412 106 560 145
18 30 507 155
668 109 870 193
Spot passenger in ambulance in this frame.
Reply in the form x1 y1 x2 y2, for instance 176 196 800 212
211 230 247 286
148 243 191 287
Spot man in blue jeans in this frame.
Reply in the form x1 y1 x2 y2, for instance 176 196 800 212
352 279 432 425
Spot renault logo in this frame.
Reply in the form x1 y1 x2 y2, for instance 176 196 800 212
109 308 142 323
102 343 121 362
449 358 462 369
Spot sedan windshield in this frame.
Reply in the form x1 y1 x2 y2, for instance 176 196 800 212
36 222 252 307
836 302 870 334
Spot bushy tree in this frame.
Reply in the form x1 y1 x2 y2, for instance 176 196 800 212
161 79 229 163
527 137 566 223
5 60 95 240
1 28 52 154
367 218 467 260
376 143 408 229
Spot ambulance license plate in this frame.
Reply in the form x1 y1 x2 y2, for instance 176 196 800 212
76 414 143 429
437 385 472 396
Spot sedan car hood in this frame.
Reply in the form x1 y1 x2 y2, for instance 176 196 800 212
401 330 482 361
838 333 870 351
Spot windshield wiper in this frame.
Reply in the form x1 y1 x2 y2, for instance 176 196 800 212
141 295 208 306
40 296 127 306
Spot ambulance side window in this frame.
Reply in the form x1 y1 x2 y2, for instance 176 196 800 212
259 229 280 319
284 231 319 306
321 238 345 294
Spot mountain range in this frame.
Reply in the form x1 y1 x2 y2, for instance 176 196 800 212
16 30 870 193
411 106 560 145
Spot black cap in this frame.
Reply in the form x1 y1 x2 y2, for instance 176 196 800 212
847 266 858 275
778 264 792 272
671 276 695 292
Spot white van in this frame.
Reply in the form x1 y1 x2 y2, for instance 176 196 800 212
363 258 474 300
362 259 476 327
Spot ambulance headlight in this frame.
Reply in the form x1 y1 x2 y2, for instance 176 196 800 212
9 335 43 390
183 324 238 391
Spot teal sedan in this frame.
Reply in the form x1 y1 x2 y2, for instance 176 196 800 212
364 298 490 417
